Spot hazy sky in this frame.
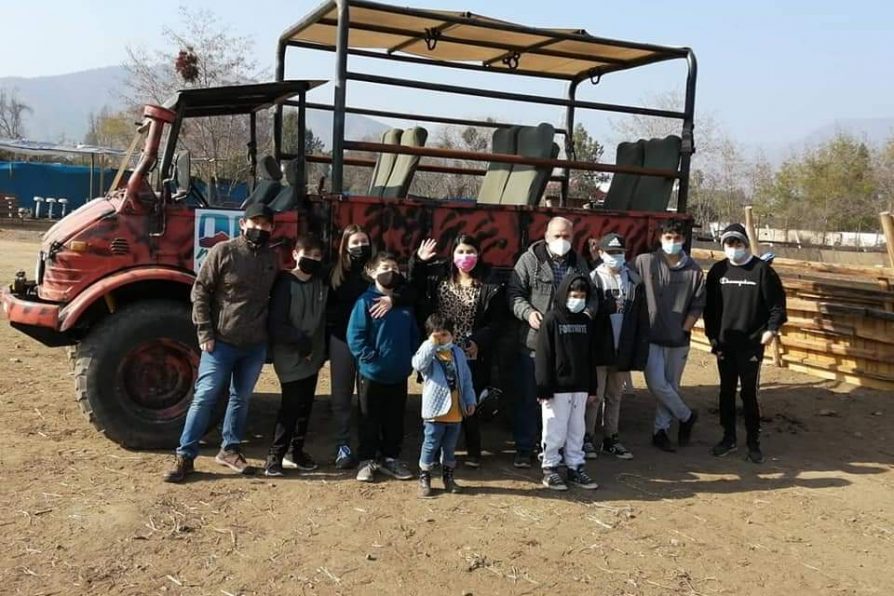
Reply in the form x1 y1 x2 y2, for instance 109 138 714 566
2 0 891 149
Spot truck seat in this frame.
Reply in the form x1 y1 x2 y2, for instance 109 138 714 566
499 122 556 206
382 127 428 198
630 135 681 212
477 126 518 204
242 155 283 208
603 135 681 212
368 129 402 197
602 140 644 211
268 159 300 212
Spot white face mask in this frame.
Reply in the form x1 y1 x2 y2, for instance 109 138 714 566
725 246 749 263
566 297 586 313
601 252 625 270
548 238 571 257
661 240 683 256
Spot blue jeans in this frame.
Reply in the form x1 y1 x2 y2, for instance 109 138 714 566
176 341 267 459
419 421 462 471
512 351 539 453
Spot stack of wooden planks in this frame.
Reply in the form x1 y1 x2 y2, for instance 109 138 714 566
689 248 894 391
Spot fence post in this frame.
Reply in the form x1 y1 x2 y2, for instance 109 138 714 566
881 212 894 268
744 205 761 255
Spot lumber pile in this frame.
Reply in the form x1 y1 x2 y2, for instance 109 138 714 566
690 247 894 391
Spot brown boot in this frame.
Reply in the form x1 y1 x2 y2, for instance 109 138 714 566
163 455 194 483
215 448 255 475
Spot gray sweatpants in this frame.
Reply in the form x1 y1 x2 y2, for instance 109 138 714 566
329 335 357 447
644 343 692 433
585 366 625 439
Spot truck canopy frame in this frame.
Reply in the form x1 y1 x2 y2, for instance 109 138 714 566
275 0 697 211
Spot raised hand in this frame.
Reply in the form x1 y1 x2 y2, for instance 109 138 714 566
417 238 438 261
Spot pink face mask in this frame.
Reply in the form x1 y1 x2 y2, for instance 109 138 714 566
454 253 478 273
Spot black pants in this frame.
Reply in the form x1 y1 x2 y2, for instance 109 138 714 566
459 358 488 458
269 374 319 459
717 346 764 447
358 376 408 461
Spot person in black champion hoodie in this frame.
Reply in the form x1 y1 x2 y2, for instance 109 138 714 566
534 274 602 491
705 223 787 464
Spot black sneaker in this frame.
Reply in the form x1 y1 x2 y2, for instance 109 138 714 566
264 456 285 477
582 434 599 460
745 445 764 464
652 429 676 453
334 444 357 470
566 466 599 490
284 451 318 472
602 435 634 460
678 409 699 446
711 437 738 457
542 468 568 491
513 451 533 469
464 456 481 469
419 471 433 498
379 458 414 480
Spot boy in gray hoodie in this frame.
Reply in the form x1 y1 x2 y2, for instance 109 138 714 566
635 219 705 452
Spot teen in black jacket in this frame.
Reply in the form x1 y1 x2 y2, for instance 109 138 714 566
409 234 505 467
533 273 602 491
705 223 787 464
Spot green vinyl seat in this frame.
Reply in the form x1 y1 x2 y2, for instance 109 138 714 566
368 127 428 198
477 126 518 204
603 135 681 212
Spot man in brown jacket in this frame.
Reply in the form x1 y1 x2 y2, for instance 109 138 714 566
165 204 279 482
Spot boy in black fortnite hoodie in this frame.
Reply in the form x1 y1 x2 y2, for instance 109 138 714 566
535 274 601 491
705 223 787 464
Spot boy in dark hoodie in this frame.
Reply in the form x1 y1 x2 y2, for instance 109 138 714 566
347 252 420 483
535 274 601 491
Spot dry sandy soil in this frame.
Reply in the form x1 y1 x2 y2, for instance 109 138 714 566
0 230 891 595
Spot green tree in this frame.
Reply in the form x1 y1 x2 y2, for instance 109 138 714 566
84 107 135 149
568 123 607 200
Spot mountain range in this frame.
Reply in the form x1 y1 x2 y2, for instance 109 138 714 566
2 66 892 155
0 65 387 147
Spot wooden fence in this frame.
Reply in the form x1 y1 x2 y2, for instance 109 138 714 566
690 248 894 392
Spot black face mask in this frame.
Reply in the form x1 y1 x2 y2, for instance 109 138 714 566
376 270 402 290
297 256 322 276
244 228 271 247
347 244 372 264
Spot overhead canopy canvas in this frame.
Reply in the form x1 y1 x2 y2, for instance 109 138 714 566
283 0 688 79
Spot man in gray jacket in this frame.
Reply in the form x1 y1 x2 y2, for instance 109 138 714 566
635 219 705 452
507 217 594 468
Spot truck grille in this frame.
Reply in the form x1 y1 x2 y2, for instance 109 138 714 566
109 238 130 255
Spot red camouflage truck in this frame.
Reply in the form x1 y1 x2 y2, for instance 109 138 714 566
2 0 698 448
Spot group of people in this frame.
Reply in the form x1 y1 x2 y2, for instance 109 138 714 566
164 203 787 497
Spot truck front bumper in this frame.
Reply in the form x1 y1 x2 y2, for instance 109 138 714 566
2 286 72 347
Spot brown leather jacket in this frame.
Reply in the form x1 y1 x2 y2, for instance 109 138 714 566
191 236 279 347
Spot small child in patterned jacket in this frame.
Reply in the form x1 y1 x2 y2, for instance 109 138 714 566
411 313 477 498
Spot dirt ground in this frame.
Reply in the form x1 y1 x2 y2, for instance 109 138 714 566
0 231 892 595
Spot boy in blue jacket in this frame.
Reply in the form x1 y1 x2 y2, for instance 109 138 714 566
412 314 477 498
347 252 419 483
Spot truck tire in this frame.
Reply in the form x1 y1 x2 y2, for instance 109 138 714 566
74 300 203 449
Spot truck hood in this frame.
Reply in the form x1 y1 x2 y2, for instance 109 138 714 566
41 197 117 250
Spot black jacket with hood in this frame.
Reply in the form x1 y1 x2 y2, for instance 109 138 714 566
534 274 602 399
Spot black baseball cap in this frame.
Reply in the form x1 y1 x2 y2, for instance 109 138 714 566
720 223 749 246
243 203 275 223
598 233 626 251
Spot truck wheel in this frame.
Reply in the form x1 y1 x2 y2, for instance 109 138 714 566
74 300 202 449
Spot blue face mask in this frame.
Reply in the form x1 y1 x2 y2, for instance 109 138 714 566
725 246 749 263
436 342 454 352
601 252 625 270
566 297 586 313
661 240 684 256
